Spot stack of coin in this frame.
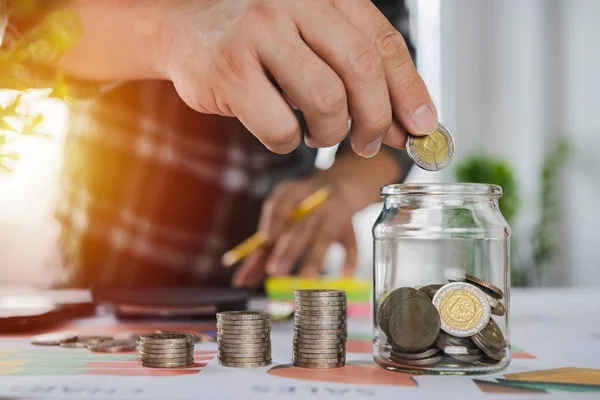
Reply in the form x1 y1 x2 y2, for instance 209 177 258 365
378 275 507 368
293 289 347 369
216 311 272 368
138 333 195 368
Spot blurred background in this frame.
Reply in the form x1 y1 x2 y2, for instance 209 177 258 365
0 0 598 288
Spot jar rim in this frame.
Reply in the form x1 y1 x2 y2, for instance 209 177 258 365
380 183 502 197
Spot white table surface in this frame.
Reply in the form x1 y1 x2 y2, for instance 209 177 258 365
0 287 598 400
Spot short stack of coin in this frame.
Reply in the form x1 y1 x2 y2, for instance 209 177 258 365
216 311 272 368
293 289 347 369
138 333 195 368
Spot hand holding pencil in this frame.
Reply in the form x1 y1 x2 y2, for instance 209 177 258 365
222 187 331 267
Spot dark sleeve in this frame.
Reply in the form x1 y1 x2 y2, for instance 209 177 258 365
334 0 414 182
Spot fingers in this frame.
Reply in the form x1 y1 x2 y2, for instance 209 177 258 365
258 182 315 242
232 246 270 288
298 220 340 278
291 0 392 156
382 118 409 149
333 0 438 136
222 58 302 153
338 221 358 276
258 31 349 149
265 213 320 276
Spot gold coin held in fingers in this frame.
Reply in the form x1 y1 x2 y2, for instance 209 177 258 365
406 123 455 171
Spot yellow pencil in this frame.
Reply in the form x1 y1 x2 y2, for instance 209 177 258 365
221 187 330 267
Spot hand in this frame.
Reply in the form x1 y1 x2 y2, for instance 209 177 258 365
232 178 358 287
160 0 438 157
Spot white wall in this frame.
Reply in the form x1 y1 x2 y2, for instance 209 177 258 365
439 0 600 285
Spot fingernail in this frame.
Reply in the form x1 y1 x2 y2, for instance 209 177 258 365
359 137 382 158
412 104 437 134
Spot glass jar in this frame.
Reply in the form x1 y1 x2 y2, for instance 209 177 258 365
372 183 511 375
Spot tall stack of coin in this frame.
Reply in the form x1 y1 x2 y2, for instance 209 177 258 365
216 311 272 368
138 333 195 368
293 289 347 369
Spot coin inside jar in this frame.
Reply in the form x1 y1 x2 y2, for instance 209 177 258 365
388 296 440 352
377 287 429 338
432 282 491 337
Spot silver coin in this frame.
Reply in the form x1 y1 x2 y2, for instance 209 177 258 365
217 337 271 345
487 296 506 316
295 298 347 305
139 342 194 350
448 353 483 363
217 340 271 348
219 360 272 368
293 361 345 369
139 353 194 362
219 349 272 359
140 360 194 368
139 333 195 345
294 315 347 324
418 284 444 300
389 354 443 366
217 334 271 342
216 322 271 330
295 311 347 319
295 322 347 330
406 123 455 171
294 344 346 354
218 355 272 363
294 289 346 298
216 318 271 326
138 346 194 354
216 327 271 335
294 328 347 337
30 332 78 346
218 347 270 353
432 282 491 337
89 340 137 353
293 341 346 349
440 345 482 356
293 357 346 365
377 288 429 338
216 311 270 321
472 335 506 360
218 343 271 350
139 349 194 358
294 304 347 312
292 351 346 359
389 348 439 360
435 331 478 350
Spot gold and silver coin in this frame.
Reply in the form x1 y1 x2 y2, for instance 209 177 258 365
406 123 455 171
293 290 347 369
216 311 272 368
138 333 195 368
432 282 491 337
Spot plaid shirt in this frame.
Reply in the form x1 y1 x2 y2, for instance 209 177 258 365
9 0 414 289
